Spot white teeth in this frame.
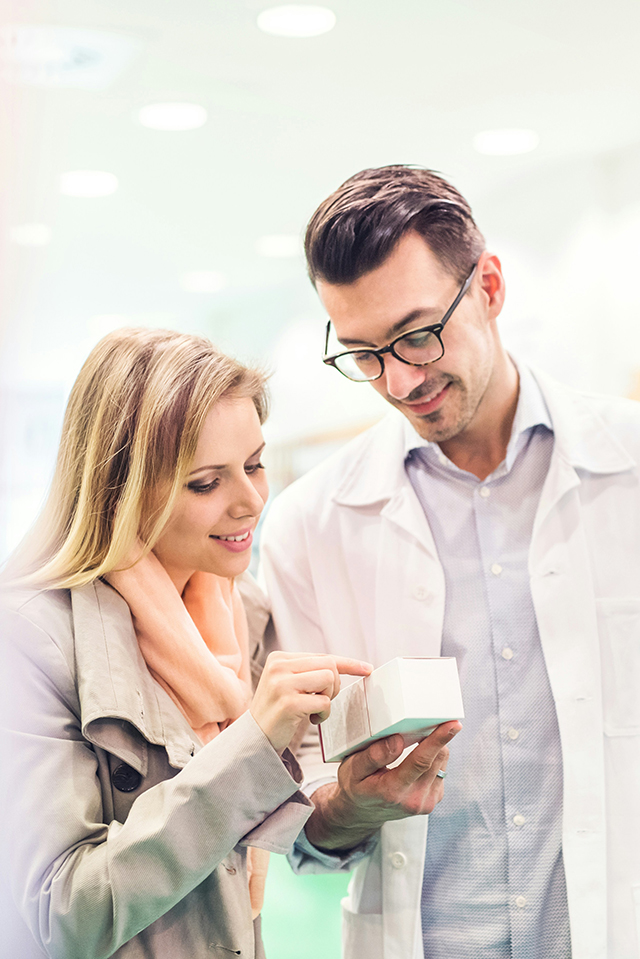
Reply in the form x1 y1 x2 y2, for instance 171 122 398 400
216 531 250 542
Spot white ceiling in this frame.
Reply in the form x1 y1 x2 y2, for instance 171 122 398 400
2 0 640 389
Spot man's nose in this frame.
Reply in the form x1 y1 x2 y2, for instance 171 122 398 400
382 354 428 400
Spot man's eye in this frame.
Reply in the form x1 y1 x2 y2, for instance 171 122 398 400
402 330 432 348
187 479 220 494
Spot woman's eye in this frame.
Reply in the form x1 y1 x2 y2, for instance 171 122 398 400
186 479 220 495
245 462 265 475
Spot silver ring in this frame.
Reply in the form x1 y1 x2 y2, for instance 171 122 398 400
436 769 447 779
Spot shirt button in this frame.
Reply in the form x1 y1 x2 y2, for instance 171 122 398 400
513 814 526 827
491 563 503 576
507 727 520 740
412 585 430 601
501 647 514 660
515 895 527 908
390 852 407 869
438 452 447 465
479 486 491 498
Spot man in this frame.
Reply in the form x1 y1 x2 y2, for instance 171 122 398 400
260 165 640 959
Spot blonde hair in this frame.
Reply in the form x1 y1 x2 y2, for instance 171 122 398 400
3 328 268 590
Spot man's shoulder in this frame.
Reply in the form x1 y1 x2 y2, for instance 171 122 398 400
534 368 640 450
268 412 405 513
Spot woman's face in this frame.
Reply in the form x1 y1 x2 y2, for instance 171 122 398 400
153 396 268 588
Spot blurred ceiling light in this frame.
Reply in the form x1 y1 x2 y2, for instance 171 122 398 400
257 5 336 37
59 171 119 197
473 128 540 156
256 234 301 257
0 24 142 90
138 102 207 131
180 271 227 293
9 223 52 246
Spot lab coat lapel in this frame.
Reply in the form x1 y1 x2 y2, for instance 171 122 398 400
333 413 445 663
529 368 635 959
374 485 445 663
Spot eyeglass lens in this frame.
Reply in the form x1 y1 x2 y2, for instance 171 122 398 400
333 327 444 381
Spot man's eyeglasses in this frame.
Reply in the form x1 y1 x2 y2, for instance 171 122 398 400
322 263 478 382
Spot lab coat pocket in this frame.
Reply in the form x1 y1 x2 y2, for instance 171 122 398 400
341 902 383 959
633 884 640 957
597 598 640 735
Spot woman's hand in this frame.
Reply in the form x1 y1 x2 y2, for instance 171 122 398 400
250 651 373 754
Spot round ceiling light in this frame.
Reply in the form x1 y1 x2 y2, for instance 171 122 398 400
59 170 118 197
257 5 336 37
180 271 227 293
138 102 207 131
256 234 301 257
9 223 52 246
473 128 539 156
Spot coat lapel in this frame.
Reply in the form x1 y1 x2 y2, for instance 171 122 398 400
530 370 635 958
72 580 197 770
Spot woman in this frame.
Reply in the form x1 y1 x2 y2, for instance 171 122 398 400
0 328 370 959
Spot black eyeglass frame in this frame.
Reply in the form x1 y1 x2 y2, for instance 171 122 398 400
322 262 478 382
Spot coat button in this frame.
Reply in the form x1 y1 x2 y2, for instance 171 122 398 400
112 763 141 792
389 851 406 869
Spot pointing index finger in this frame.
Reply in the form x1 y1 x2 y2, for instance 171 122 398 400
334 657 373 676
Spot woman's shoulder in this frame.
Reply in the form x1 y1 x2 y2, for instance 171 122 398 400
0 588 74 664
1 585 73 638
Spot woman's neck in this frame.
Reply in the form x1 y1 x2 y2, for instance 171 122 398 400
152 554 194 596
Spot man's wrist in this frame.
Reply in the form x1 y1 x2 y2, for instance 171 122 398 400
304 782 381 852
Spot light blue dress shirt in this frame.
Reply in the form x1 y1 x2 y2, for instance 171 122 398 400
405 364 571 959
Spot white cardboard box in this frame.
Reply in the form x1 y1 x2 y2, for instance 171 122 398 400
319 657 464 763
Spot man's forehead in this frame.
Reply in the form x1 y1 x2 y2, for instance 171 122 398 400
317 238 457 346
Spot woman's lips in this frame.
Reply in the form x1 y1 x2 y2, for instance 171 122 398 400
402 382 450 415
210 529 254 553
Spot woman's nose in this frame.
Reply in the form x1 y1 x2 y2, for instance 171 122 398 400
229 474 267 518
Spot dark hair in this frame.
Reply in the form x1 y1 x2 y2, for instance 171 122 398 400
305 165 485 286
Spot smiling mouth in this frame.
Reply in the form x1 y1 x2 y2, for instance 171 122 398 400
403 381 451 408
211 531 250 542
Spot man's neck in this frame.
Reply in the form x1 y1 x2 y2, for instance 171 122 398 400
438 354 520 481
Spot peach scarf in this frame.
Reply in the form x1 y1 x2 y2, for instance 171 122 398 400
106 551 269 917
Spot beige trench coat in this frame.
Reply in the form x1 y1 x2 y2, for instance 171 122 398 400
0 575 312 959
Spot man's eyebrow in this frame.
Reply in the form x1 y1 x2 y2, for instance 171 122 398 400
188 442 265 476
337 307 441 347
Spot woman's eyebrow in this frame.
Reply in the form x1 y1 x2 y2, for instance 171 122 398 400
188 442 265 476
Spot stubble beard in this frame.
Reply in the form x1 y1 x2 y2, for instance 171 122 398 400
398 374 486 444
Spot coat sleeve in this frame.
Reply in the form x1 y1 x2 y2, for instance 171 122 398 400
0 607 312 959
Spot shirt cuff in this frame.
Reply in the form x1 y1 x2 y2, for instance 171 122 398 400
287 776 379 873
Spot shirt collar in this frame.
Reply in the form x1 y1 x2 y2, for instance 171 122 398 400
402 358 553 475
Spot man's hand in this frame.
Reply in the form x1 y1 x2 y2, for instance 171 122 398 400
304 721 462 852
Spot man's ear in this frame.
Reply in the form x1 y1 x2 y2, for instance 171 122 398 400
478 253 506 320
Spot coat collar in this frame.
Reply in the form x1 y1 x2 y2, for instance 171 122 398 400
332 365 634 510
529 367 635 475
72 579 197 772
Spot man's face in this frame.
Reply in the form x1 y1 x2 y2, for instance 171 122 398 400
317 231 502 443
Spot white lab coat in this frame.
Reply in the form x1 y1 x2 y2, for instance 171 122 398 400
260 367 640 959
